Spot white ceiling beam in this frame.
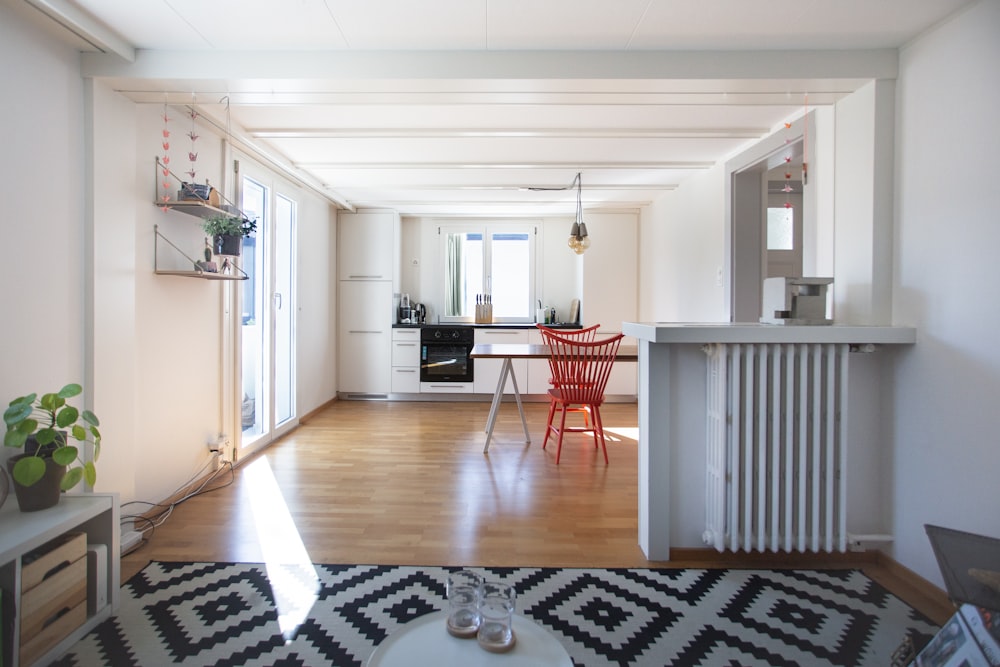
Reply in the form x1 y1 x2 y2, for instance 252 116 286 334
81 49 897 82
250 128 768 140
24 0 135 61
296 161 714 170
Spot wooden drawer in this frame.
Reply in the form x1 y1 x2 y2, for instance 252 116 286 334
22 531 87 593
20 599 87 667
20 556 87 643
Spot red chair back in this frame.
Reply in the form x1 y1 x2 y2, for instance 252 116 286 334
535 323 600 342
543 331 624 405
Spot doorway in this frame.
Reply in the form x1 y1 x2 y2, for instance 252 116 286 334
238 163 297 457
727 114 811 322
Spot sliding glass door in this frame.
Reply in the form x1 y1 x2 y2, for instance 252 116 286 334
239 168 297 455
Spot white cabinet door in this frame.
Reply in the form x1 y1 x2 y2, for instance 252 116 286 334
391 367 421 393
526 330 552 395
339 281 392 393
391 339 420 366
473 329 528 394
604 332 637 397
338 210 399 281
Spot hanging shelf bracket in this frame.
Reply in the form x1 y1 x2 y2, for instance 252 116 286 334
154 224 247 281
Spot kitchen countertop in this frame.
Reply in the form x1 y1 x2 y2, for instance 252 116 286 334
392 322 582 330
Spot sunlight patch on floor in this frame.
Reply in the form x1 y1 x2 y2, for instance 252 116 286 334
244 457 319 641
602 425 639 442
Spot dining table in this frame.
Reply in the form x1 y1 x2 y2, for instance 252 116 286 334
469 343 638 452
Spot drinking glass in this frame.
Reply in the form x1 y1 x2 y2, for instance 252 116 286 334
477 581 516 652
446 569 482 638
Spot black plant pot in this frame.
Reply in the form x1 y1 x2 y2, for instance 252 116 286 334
213 234 243 257
6 454 65 512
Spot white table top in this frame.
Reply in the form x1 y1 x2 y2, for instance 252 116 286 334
367 611 573 667
622 321 916 344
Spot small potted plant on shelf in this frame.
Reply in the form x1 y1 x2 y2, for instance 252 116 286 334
3 383 101 511
202 214 256 256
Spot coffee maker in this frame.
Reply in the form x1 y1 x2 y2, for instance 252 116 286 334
412 302 426 324
398 293 412 323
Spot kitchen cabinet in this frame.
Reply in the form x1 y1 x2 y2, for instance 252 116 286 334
338 281 393 395
338 210 399 283
473 329 529 394
337 209 400 397
603 332 638 397
526 330 553 395
0 494 119 667
391 328 421 394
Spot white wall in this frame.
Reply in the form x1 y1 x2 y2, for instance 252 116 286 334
0 4 338 507
401 215 629 328
0 5 86 471
638 163 727 323
580 211 638 332
891 0 1000 586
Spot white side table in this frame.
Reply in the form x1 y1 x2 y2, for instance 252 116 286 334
367 611 573 667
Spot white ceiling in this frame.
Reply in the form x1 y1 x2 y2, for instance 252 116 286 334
19 0 974 217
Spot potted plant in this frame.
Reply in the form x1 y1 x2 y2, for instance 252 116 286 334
202 214 257 256
3 383 101 511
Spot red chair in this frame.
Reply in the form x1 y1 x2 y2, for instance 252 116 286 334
540 331 624 464
537 324 600 428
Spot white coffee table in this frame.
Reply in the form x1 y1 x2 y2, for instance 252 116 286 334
367 611 573 666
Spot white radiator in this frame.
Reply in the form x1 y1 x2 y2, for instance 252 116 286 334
703 342 849 553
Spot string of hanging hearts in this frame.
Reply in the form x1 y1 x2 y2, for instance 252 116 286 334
159 99 171 211
781 94 809 209
186 96 199 180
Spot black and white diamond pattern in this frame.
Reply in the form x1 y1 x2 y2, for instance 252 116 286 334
54 563 938 667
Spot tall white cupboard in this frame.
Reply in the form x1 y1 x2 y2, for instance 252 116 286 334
337 210 400 396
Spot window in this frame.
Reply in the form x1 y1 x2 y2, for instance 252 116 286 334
440 223 536 323
766 207 794 250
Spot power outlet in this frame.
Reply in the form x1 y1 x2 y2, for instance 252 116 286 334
121 530 143 555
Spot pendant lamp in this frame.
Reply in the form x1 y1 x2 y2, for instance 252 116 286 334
567 173 590 254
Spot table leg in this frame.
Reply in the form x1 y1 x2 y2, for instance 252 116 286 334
484 358 512 452
484 358 531 453
507 363 531 445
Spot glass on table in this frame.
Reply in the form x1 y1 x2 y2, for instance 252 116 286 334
446 569 483 638
477 581 516 653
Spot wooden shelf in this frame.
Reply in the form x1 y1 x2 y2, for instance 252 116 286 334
153 225 247 281
0 494 120 667
154 200 234 220
154 268 246 281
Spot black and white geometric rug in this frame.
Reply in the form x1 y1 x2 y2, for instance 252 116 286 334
54 562 938 666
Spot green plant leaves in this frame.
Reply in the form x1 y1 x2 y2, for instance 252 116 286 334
61 467 83 491
12 456 45 486
3 400 33 426
56 405 79 428
4 429 27 448
58 383 83 398
82 410 100 427
4 383 99 490
52 445 78 466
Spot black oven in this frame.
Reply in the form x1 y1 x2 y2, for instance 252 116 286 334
420 326 474 383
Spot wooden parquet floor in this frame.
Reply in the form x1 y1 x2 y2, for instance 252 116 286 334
121 398 953 624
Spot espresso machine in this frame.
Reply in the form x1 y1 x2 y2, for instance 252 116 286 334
411 302 426 324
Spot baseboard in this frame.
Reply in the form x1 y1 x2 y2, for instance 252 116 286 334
299 397 338 424
869 551 954 625
667 547 879 568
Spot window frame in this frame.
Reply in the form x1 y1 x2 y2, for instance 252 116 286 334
437 221 538 324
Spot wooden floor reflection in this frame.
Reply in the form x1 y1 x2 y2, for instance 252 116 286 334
121 398 952 623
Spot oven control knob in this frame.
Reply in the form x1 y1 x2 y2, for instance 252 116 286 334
434 330 443 339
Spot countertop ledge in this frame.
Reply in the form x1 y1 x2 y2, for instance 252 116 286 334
622 322 916 345
393 323 582 330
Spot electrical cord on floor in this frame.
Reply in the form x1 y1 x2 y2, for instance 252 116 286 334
120 458 235 555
